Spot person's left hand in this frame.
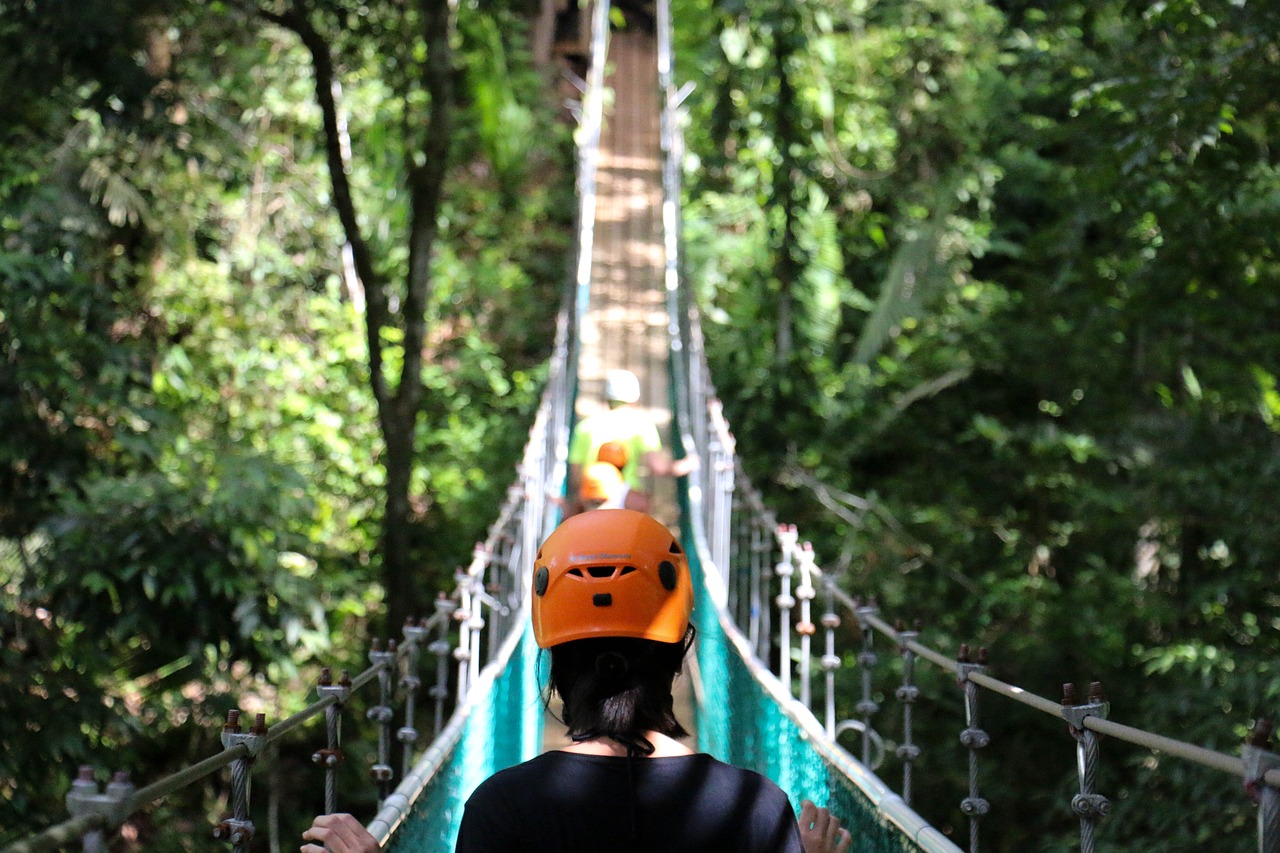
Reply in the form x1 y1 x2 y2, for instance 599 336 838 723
301 813 380 853
798 799 852 853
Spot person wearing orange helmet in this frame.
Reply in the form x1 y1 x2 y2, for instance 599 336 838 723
578 459 651 513
566 369 697 515
301 510 849 853
453 509 806 852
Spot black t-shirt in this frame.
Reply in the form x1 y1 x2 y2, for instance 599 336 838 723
456 751 804 853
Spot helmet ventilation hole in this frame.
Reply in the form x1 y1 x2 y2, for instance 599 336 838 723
659 560 678 591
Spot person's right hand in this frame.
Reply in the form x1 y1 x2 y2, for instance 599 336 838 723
301 813 380 853
798 800 852 853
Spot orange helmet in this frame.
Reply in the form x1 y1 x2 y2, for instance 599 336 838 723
532 510 693 648
595 440 629 470
580 461 624 502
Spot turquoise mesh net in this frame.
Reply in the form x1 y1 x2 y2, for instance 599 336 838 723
687 532 924 853
383 537 935 852
385 621 541 852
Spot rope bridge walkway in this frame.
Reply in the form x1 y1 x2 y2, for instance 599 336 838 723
7 2 1279 852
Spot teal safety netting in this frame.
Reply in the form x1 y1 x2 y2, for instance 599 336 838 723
377 617 542 852
688 530 937 853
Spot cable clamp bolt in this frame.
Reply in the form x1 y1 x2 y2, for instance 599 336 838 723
896 744 922 762
316 668 353 704
955 644 988 685
397 726 420 745
221 712 268 758
820 654 842 672
369 764 395 784
895 685 920 703
1060 682 1109 739
366 705 394 724
212 818 255 846
65 767 136 827
960 726 991 749
311 748 344 768
1071 792 1111 818
854 602 880 625
959 796 990 817
1243 719 1278 802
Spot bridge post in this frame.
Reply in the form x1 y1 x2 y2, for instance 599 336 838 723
774 524 798 695
795 543 818 708
956 645 991 852
855 599 881 768
820 577 842 738
1061 682 1111 853
400 618 428 776
367 639 397 805
1244 719 1279 853
895 620 922 805
214 710 265 852
313 669 352 816
430 597 455 738
748 514 771 660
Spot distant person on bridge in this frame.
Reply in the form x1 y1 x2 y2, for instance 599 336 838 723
302 510 850 853
566 369 696 515
578 458 652 513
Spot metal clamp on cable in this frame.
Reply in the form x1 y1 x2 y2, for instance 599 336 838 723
66 766 136 833
221 711 268 759
1062 682 1112 852
1244 719 1279 801
1060 682 1110 740
211 818 254 847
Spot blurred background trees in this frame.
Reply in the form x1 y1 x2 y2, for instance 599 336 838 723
1 0 571 844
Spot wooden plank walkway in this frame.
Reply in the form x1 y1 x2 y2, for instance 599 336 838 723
543 26 700 751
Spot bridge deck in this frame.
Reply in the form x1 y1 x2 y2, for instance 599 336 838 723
543 26 700 750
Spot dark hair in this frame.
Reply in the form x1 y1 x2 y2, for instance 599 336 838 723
547 630 694 753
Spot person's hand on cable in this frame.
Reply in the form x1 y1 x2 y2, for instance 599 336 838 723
798 800 852 853
301 813 380 853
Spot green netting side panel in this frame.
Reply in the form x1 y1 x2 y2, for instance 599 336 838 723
386 622 541 853
687 539 918 853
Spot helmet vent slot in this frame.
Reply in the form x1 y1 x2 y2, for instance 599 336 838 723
587 565 616 579
568 568 584 577
669 541 683 555
619 566 637 576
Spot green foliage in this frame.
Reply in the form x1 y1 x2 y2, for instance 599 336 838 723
0 0 571 843
677 0 1280 848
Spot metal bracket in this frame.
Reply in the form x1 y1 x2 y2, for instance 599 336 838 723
65 768 135 828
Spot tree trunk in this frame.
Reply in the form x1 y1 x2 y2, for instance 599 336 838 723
265 0 455 631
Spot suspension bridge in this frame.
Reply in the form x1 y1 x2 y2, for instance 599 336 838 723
6 2 1279 852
